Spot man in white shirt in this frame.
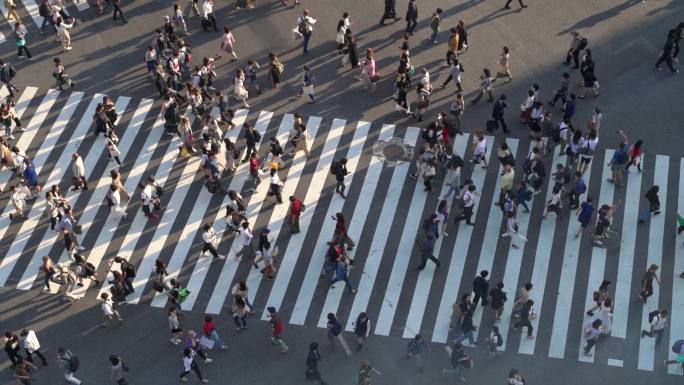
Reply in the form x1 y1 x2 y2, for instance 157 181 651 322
641 309 668 347
201 222 225 259
138 181 158 221
201 0 217 31
268 168 284 204
297 9 316 55
234 221 253 260
453 184 478 225
9 184 26 221
100 292 123 327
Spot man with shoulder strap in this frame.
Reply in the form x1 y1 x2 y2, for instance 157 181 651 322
57 347 81 384
297 9 316 55
641 309 668 347
0 59 19 98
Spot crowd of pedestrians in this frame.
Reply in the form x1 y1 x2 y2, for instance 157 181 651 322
1 1 683 384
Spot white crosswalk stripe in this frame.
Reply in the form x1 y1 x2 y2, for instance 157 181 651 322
2 87 684 377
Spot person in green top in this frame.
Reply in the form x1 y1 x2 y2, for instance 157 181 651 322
429 8 442 44
357 360 380 385
14 22 32 60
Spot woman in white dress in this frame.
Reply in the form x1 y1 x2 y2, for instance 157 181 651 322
233 69 249 108
596 297 613 335
54 16 74 51
471 129 488 169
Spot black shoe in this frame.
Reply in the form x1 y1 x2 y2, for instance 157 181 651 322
586 311 594 316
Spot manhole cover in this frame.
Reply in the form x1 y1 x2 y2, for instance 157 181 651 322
372 137 414 167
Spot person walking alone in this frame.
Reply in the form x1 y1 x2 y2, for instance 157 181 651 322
405 0 418 35
638 264 660 304
109 355 129 385
353 312 371 352
405 334 428 372
379 0 401 25
179 347 208 383
305 342 327 385
638 185 661 224
57 347 81 385
297 9 316 55
14 22 32 60
112 0 127 23
326 313 352 356
641 309 668 347
267 307 289 352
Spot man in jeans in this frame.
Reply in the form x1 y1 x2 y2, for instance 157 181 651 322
57 347 82 384
512 299 535 339
641 309 668 347
297 9 316 55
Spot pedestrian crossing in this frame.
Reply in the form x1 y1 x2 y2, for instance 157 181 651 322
1 86 684 376
0 0 83 45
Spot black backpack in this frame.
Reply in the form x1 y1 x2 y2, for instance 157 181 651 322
63 353 79 372
330 161 339 175
578 37 588 50
673 340 684 354
253 130 262 142
123 262 136 278
648 310 660 324
495 333 504 347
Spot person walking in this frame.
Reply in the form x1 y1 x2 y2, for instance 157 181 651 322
179 347 208 383
655 27 679 73
297 65 316 103
233 221 254 260
504 0 528 9
564 31 587 69
201 222 226 259
288 195 303 233
444 342 469 382
231 295 249 330
57 347 81 385
297 9 316 55
109 355 129 385
353 312 371 352
415 234 441 270
326 313 352 356
454 310 477 345
331 213 355 249
55 17 74 51
405 334 428 372
4 332 21 368
168 307 184 345
267 168 284 204
486 326 503 359
501 211 527 248
638 185 661 223
201 0 217 32
507 368 527 385
100 292 123 327
71 153 87 191
642 309 668 347
405 0 418 35
19 329 47 366
218 27 238 61
0 59 19 98
491 95 509 133
14 22 32 60
429 8 442 44
489 282 507 320
330 258 356 294
470 68 494 104
512 299 535 339
639 264 661 304
112 0 127 23
495 47 512 81
203 315 228 349
267 307 289 352
582 319 602 356
14 356 36 385
453 184 478 225
472 270 490 308
379 0 401 25
305 342 327 385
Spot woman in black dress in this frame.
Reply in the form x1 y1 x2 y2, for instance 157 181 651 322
345 29 358 69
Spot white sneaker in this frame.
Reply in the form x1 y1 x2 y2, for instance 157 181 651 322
65 47 73 51
204 358 212 363
77 246 86 251
18 127 25 132
218 255 227 260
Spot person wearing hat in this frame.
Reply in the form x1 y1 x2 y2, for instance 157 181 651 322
267 307 288 352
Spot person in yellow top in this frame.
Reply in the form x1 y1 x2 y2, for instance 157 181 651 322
5 0 21 23
446 27 459 66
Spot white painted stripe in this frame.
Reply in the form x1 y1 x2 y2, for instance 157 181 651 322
0 1 16 42
126 109 248 304
578 152 616 363
465 139 519 345
157 111 275 310
286 121 373 325
611 157 644 339
254 116 335 319
373 126 434 336
402 134 471 338
202 111 273 314
547 150 607 359
19 0 43 29
491 142 535 350
96 110 190 300
11 94 98 290
20 97 131 291
0 90 77 287
342 127 420 331
71 109 167 297
607 358 624 367
668 158 684 375
518 146 569 354
0 86 39 194
637 154 668 371
65 99 153 297
431 136 495 343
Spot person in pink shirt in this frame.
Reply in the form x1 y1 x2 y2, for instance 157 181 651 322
361 48 378 90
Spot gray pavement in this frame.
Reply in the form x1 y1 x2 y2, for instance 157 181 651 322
1 0 684 385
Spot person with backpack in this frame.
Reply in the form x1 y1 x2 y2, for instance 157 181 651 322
472 270 490 307
297 9 317 55
0 59 19 98
638 185 661 224
113 256 136 294
332 157 350 199
444 342 469 382
664 339 684 369
642 309 668 347
57 347 81 384
109 355 129 385
639 264 661 304
489 281 508 320
564 31 587 69
486 326 503 359
305 342 327 385
429 8 442 44
326 313 351 355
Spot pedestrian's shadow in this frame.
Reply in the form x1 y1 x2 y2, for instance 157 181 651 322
468 7 520 30
557 0 650 36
